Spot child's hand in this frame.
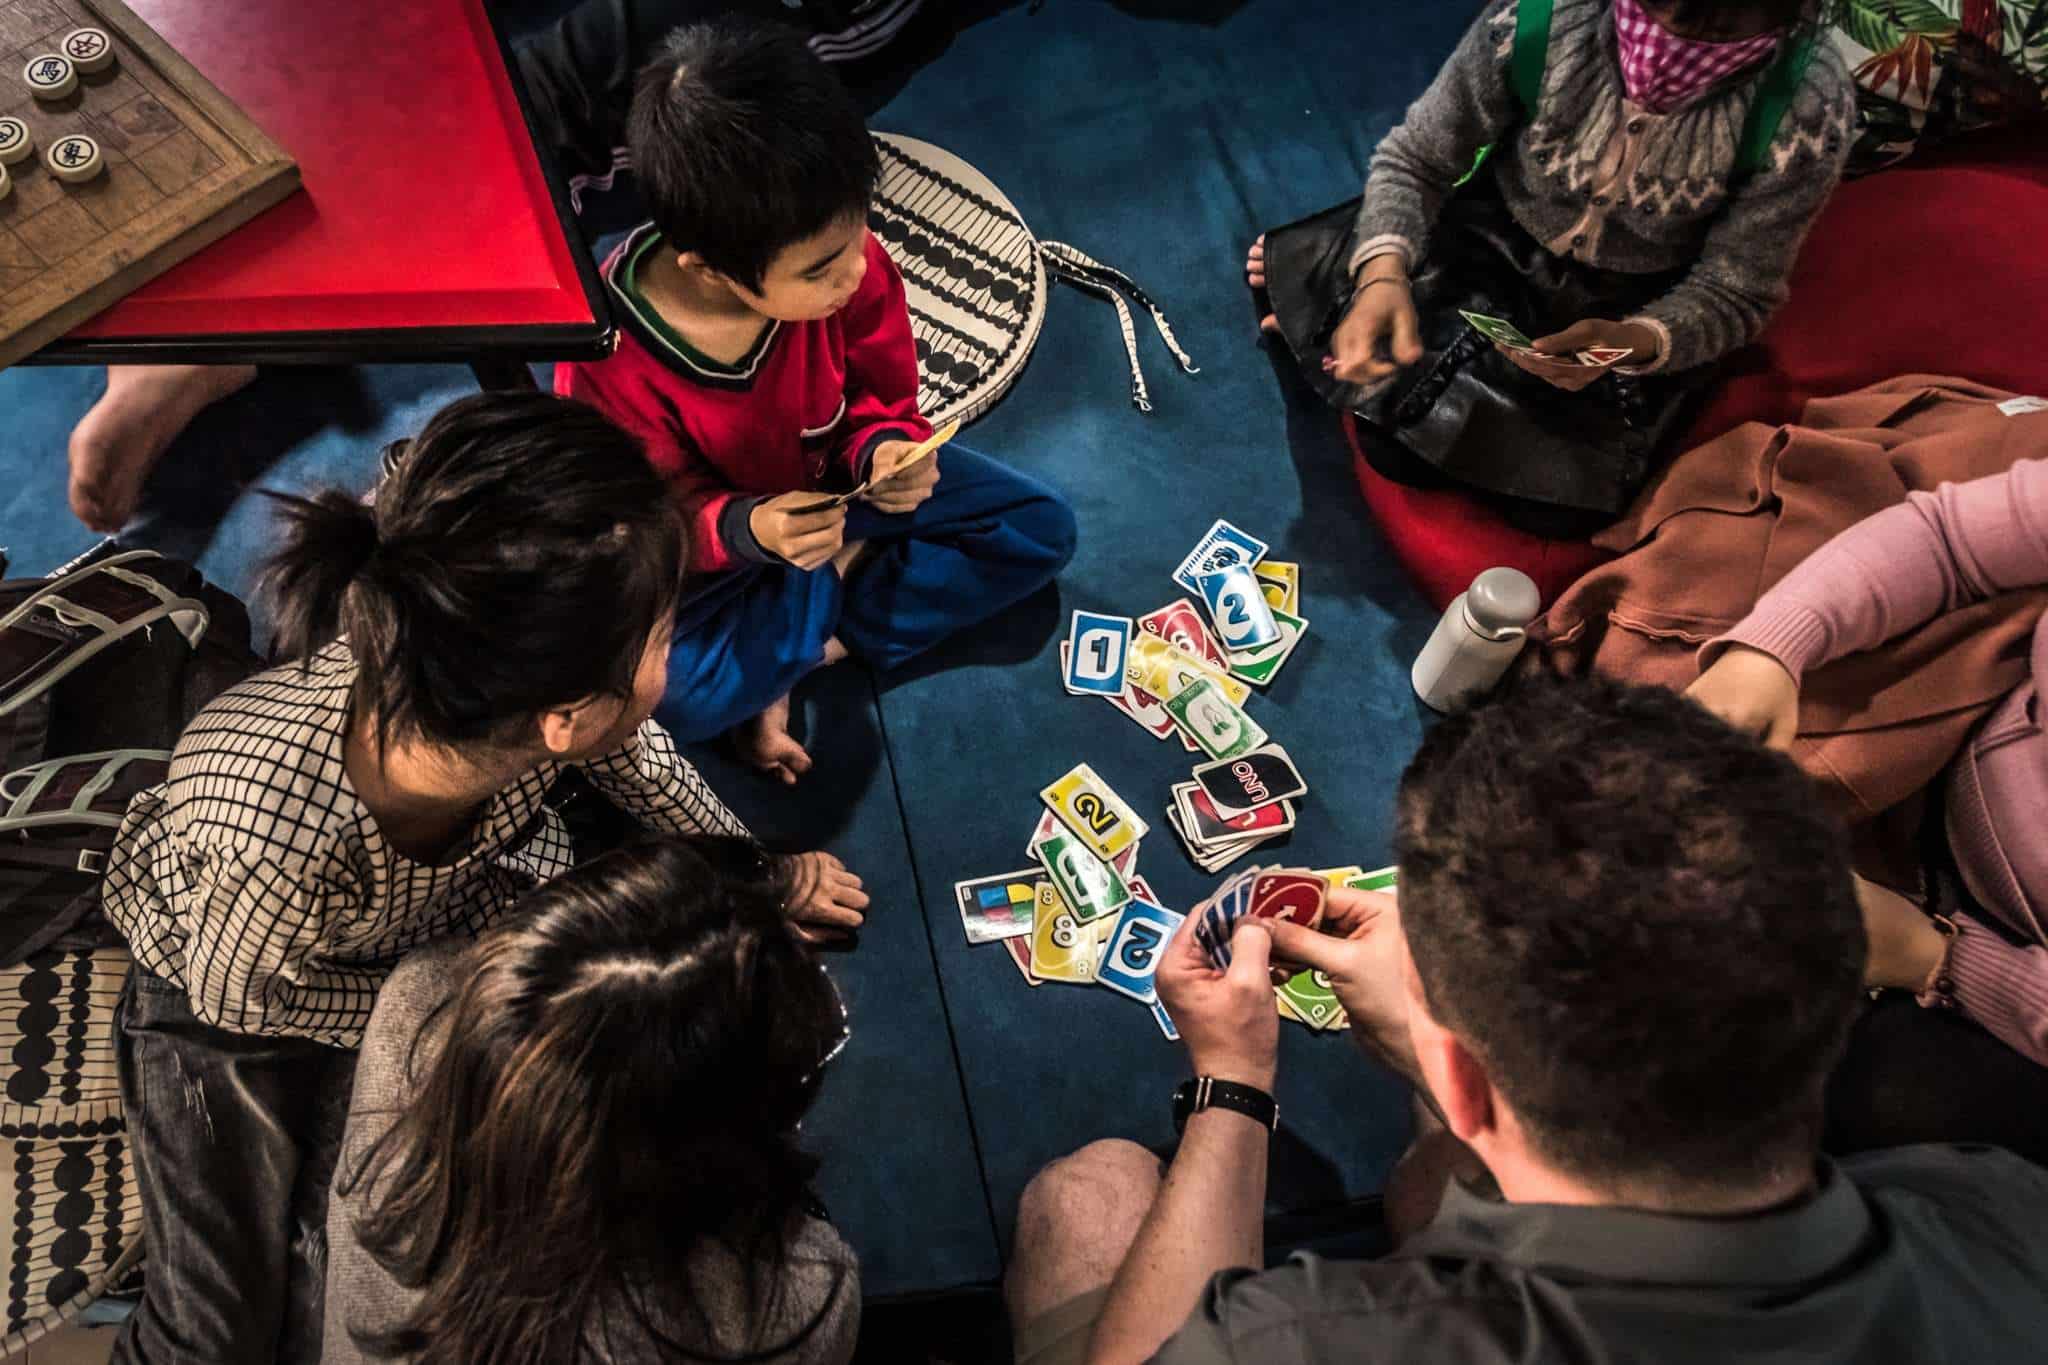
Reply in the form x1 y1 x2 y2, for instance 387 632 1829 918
784 850 870 942
1324 263 1422 387
751 493 848 570
862 439 940 515
1506 318 1660 391
1684 646 1800 749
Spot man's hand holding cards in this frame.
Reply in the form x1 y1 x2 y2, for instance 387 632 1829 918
1258 883 1418 1079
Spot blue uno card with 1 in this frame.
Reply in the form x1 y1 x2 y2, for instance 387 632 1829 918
1066 611 1134 696
1097 898 1184 1005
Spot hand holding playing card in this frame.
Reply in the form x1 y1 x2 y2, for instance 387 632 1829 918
783 850 871 943
1156 913 1279 1091
1504 318 1658 391
863 438 942 515
1259 888 1418 1082
751 493 849 570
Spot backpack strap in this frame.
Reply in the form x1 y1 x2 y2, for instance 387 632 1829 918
1511 0 1554 117
1733 31 1819 181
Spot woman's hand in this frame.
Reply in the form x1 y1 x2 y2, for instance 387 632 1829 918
1324 261 1422 387
1684 645 1800 749
1502 318 1660 392
1857 874 1950 993
784 851 869 942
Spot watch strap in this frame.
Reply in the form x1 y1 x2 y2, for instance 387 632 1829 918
1174 1076 1278 1134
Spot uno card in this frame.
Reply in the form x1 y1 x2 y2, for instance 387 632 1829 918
1253 561 1299 614
1193 744 1308 816
1173 781 1294 846
1032 828 1133 924
1458 309 1535 350
1063 643 1176 739
1127 633 1252 708
1196 867 1262 967
1151 998 1179 1040
954 869 1042 944
1027 809 1061 859
1312 865 1365 888
1172 519 1270 594
1198 564 1282 652
1005 902 1044 985
1042 763 1149 861
1248 870 1328 930
1276 969 1343 1029
1347 865 1399 893
1065 612 1133 696
786 418 960 514
1574 346 1632 367
1166 804 1259 873
1225 608 1307 687
1138 599 1229 671
1096 898 1185 1005
1030 883 1101 984
1163 678 1268 762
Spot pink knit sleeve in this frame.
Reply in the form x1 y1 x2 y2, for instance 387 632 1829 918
1704 459 2048 683
1926 917 2048 1068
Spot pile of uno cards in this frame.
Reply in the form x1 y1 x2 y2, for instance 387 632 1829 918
1458 310 1632 369
1059 519 1310 872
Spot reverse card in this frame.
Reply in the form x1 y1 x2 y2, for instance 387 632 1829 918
1198 564 1282 652
1253 560 1300 615
1163 678 1268 762
1065 611 1134 696
1096 898 1185 1005
1127 633 1252 708
1225 607 1307 687
1042 762 1149 861
1248 870 1328 930
1172 519 1270 594
954 869 1043 944
1138 598 1229 671
1193 744 1308 816
1033 828 1133 924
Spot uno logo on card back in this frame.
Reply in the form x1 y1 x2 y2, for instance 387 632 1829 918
1229 760 1268 805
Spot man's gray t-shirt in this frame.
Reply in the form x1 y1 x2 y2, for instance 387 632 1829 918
1157 1146 2048 1363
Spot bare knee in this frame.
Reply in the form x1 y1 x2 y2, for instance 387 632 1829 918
1007 1140 1162 1322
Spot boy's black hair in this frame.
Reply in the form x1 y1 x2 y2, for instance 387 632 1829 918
1395 674 1865 1200
627 19 880 291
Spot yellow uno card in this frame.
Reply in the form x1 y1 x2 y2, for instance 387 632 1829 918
888 417 960 477
1032 882 1102 984
1254 561 1300 614
1312 866 1365 889
1127 633 1251 708
1041 763 1148 862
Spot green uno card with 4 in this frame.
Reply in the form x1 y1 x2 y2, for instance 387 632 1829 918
1032 828 1133 923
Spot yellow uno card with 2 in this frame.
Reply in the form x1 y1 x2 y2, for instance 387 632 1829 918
1032 884 1102 984
1254 561 1299 614
1041 763 1148 862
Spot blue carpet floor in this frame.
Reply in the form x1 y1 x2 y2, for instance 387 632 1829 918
0 0 1464 1297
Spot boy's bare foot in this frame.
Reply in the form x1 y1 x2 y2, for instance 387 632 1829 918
736 638 849 785
67 364 258 532
1245 235 1278 335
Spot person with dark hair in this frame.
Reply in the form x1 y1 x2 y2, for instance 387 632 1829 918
99 391 865 1364
1006 675 2048 1364
324 836 859 1365
556 18 1077 785
1247 0 1857 536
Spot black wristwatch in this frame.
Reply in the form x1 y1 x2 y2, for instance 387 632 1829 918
1172 1077 1279 1136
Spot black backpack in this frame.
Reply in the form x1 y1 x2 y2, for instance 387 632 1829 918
0 544 263 964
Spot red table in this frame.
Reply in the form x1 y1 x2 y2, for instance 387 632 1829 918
30 0 608 379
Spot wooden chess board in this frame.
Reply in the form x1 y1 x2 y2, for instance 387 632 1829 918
0 0 296 368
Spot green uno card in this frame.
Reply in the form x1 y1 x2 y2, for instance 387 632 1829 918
1276 969 1343 1029
1032 829 1133 924
1163 678 1268 761
1225 608 1307 687
1346 866 1398 893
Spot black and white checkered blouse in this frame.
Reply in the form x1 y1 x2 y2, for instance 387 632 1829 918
101 639 746 1048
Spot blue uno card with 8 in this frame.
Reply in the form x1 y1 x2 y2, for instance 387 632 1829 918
1198 565 1281 651
1066 611 1133 695
1097 898 1184 1005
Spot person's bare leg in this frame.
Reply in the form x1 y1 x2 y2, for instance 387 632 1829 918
1007 1140 1163 1337
68 364 258 532
1244 235 1278 335
734 541 867 784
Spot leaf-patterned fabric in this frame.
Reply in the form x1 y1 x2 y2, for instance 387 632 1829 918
1832 0 2048 171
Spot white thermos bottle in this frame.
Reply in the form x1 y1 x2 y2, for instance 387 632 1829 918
1410 567 1540 712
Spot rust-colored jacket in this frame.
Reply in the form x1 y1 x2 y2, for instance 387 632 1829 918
1531 377 2047 826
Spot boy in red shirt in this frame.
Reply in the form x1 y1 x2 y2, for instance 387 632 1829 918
558 19 1076 782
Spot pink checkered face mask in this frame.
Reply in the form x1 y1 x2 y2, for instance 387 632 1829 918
1612 0 1782 113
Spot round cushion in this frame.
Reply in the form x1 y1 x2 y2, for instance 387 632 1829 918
870 133 1048 427
0 946 141 1355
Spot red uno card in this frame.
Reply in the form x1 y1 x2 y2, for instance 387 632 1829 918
1248 870 1327 931
1139 599 1228 671
1178 783 1293 844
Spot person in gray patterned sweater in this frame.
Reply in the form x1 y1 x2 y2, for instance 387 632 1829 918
1250 0 1857 533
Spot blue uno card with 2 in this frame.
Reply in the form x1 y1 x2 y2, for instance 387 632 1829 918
1197 565 1281 651
1065 611 1133 696
1097 898 1185 1005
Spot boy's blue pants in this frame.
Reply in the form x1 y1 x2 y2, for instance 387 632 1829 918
658 445 1077 741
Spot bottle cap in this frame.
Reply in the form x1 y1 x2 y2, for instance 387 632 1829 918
1465 567 1539 639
